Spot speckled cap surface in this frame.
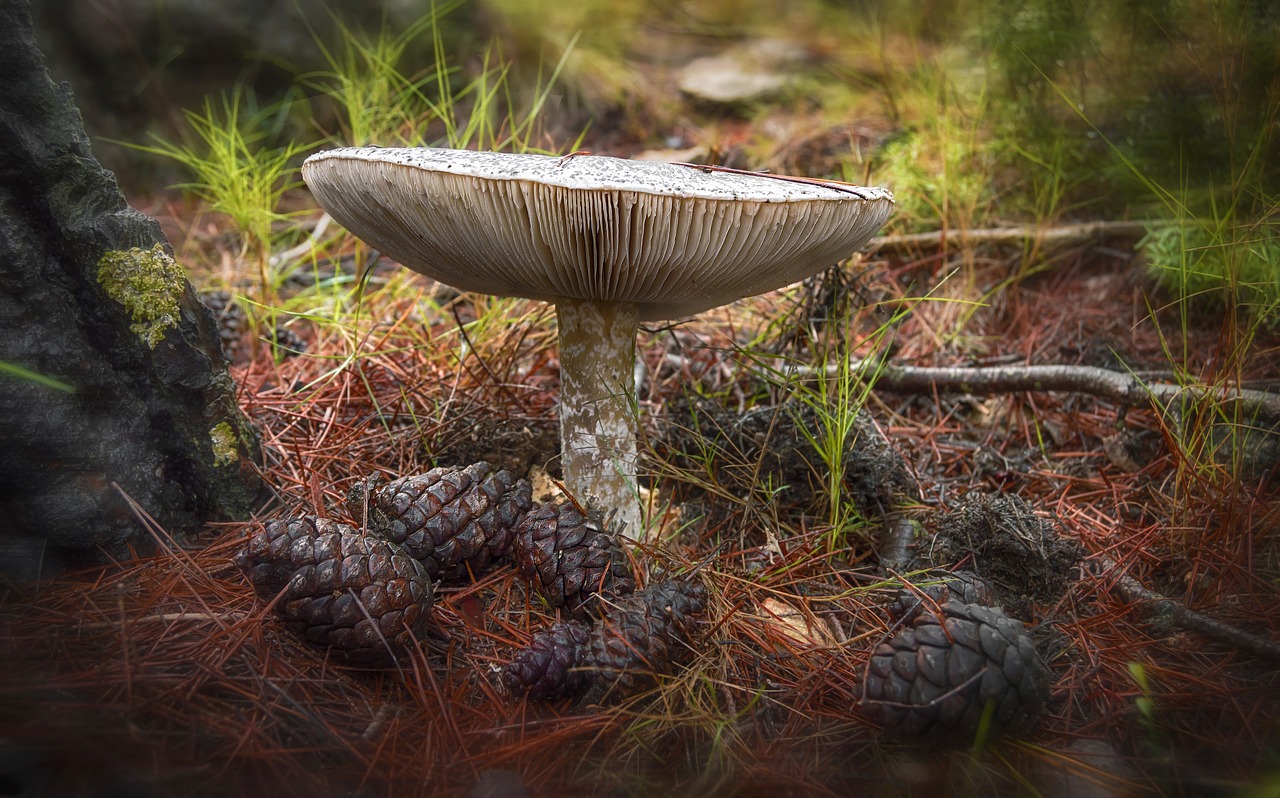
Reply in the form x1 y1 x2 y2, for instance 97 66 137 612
303 146 893 320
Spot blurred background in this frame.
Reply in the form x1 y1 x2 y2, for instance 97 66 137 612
32 0 1278 199
29 0 1280 321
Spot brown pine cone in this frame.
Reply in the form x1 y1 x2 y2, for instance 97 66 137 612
346 462 533 582
234 516 351 595
511 501 635 619
235 517 433 667
581 578 707 698
862 601 1050 745
503 620 591 701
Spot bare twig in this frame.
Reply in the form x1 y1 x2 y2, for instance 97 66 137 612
790 360 1280 422
868 220 1160 253
1091 559 1280 664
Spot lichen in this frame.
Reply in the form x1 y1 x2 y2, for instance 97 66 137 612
97 244 187 348
209 421 239 467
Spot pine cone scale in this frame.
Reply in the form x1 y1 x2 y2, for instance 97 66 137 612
236 517 434 667
511 502 635 619
348 463 533 582
506 578 706 702
863 601 1050 745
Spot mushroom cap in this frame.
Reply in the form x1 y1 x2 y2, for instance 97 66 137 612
302 147 893 321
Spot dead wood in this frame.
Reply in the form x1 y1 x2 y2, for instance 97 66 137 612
801 360 1280 423
1091 559 1280 664
868 220 1158 253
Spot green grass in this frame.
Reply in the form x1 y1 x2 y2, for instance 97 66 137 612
121 0 577 372
0 362 76 394
1142 218 1280 331
117 87 312 297
300 0 465 147
871 71 1000 233
302 0 578 153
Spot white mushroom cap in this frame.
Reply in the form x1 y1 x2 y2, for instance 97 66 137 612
302 147 893 321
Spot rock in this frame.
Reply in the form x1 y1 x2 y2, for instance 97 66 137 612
0 0 263 578
677 39 807 105
632 145 710 163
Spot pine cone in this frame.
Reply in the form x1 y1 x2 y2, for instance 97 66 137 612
503 620 591 700
199 289 304 361
267 324 307 355
862 602 1050 744
581 578 707 698
511 501 635 619
889 571 998 621
347 463 533 581
234 516 350 595
199 288 248 362
235 517 433 667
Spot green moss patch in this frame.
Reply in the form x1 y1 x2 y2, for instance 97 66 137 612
209 421 239 467
97 244 187 348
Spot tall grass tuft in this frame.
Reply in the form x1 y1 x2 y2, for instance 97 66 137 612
119 87 311 296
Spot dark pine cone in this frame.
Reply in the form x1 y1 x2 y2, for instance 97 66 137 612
888 570 999 622
503 620 592 701
234 515 351 595
511 501 636 619
863 602 1050 745
235 517 433 667
199 288 247 362
504 578 707 702
581 578 708 699
199 288 304 362
346 462 533 582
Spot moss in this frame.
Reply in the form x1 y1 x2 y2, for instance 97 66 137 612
97 244 187 348
209 421 239 467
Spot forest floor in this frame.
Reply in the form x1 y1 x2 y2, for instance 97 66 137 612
3 215 1277 796
3 9 1280 797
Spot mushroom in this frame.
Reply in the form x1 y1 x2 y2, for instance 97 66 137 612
301 147 893 539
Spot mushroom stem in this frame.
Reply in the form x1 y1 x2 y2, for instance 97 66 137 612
555 297 642 539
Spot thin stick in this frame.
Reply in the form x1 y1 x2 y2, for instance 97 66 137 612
1090 558 1280 664
783 360 1280 422
868 220 1160 253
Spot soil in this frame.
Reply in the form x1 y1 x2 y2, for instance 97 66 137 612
921 492 1084 621
433 414 561 480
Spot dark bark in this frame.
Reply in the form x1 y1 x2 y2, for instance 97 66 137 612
0 0 264 579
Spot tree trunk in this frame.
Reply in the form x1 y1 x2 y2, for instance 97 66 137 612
0 0 264 580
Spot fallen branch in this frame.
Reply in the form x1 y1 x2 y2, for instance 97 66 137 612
792 360 1280 423
868 220 1159 253
1091 559 1280 664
